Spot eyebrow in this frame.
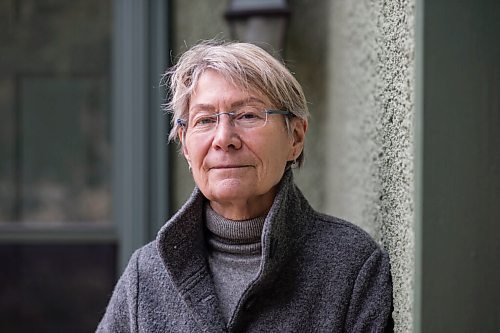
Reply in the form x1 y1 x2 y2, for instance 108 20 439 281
189 97 266 114
230 97 266 108
189 104 216 113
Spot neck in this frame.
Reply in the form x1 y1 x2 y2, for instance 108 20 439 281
209 190 276 220
205 203 265 254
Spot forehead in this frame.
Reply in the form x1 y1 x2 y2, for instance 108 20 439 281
188 70 271 110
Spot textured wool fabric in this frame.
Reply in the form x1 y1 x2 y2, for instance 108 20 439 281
96 169 393 332
205 203 264 323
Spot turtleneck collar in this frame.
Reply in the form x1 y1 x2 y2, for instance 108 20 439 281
157 168 311 296
204 203 265 255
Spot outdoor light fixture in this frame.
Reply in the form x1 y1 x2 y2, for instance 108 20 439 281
225 0 290 55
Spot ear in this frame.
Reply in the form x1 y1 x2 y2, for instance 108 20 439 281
288 118 308 161
178 127 192 166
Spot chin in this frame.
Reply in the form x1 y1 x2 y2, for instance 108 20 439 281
209 182 252 202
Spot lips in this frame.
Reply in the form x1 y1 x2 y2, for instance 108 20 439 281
210 165 251 170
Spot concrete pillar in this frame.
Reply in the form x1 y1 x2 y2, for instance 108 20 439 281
325 1 416 331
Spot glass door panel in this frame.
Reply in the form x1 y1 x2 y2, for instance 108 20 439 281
18 76 110 223
0 0 111 224
0 1 115 331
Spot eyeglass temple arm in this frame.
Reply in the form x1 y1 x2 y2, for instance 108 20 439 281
177 118 187 127
266 109 291 116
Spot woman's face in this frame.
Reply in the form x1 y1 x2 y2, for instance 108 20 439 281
180 70 306 220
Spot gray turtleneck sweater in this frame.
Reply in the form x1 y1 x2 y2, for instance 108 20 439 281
204 204 265 323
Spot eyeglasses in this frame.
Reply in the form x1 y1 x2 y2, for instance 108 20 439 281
177 106 291 133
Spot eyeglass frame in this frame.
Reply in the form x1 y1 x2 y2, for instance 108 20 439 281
176 109 292 131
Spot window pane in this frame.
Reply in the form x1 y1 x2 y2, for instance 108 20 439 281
0 0 111 223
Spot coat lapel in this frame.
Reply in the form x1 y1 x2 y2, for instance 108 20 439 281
157 188 226 332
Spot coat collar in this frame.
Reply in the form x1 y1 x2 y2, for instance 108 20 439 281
156 169 312 330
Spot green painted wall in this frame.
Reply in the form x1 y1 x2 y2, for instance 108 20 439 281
419 0 500 331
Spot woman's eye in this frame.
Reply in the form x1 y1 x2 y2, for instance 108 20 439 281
195 116 216 126
238 111 263 120
241 112 257 119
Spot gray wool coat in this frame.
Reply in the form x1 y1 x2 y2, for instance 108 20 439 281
96 170 393 332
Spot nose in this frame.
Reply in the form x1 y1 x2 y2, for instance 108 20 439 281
211 114 242 151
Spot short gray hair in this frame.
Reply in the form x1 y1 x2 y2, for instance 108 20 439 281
163 40 309 165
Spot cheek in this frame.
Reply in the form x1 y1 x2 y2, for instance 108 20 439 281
185 137 210 167
255 138 291 173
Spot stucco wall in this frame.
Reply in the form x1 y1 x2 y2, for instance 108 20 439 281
326 1 415 332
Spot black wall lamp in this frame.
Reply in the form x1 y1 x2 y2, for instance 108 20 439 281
225 0 290 55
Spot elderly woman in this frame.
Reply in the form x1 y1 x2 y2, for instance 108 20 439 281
97 41 393 332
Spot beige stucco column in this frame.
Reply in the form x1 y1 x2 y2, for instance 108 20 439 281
324 1 416 332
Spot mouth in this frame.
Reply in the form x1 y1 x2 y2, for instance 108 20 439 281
210 165 251 170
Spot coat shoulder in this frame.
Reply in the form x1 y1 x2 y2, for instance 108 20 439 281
132 240 167 276
304 210 383 260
